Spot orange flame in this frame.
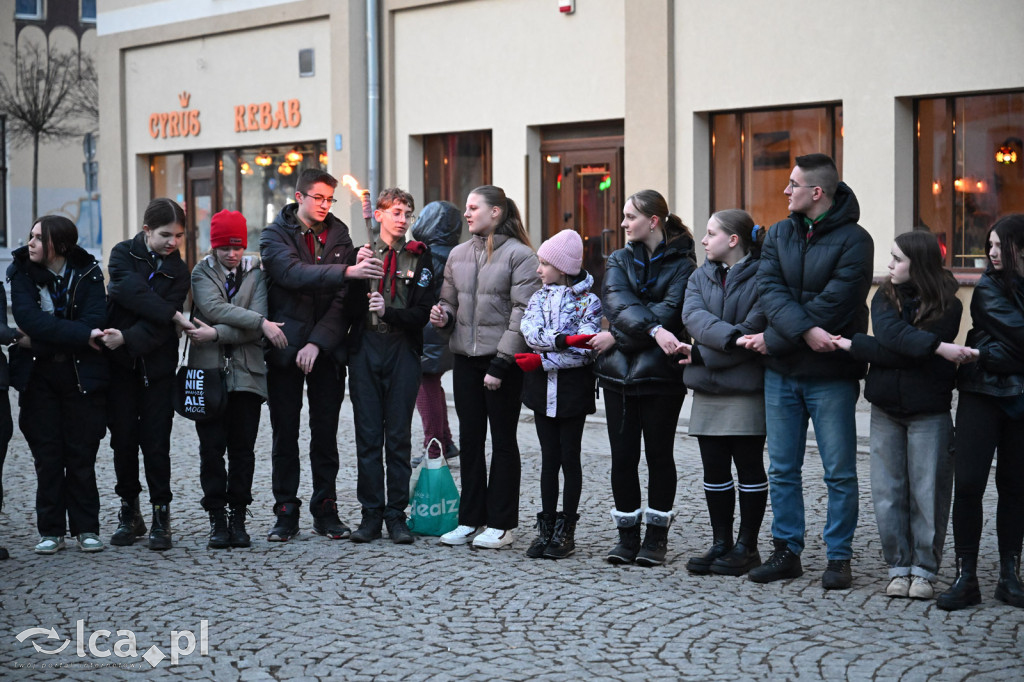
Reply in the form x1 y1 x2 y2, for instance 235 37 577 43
341 175 367 198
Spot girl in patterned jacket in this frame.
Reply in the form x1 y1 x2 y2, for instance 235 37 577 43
516 229 602 559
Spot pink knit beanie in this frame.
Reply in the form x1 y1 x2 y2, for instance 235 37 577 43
537 229 583 276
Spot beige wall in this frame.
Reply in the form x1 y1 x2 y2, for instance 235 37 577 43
673 0 1024 274
97 0 368 265
386 0 626 243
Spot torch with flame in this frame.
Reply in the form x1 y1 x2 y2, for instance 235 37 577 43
341 175 375 242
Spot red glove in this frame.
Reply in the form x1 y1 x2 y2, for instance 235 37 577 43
515 353 543 372
565 334 596 349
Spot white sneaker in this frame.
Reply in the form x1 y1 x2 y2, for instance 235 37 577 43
34 536 65 555
440 525 479 546
908 575 934 600
472 527 515 549
77 533 105 553
886 575 911 597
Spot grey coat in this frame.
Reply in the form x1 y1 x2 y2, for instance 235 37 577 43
187 255 268 399
682 255 766 395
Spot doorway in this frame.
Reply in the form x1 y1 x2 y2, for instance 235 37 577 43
541 132 623 294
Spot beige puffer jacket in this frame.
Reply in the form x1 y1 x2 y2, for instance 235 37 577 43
438 234 540 362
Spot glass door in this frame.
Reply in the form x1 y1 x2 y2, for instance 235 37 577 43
542 144 623 294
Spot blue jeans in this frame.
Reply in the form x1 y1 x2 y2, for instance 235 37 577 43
764 370 859 559
869 407 953 580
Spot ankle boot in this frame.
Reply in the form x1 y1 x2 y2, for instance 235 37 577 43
607 508 643 564
525 511 556 559
710 526 762 576
544 512 578 559
685 523 734 574
635 508 674 567
228 506 251 548
936 554 981 611
110 497 147 546
207 509 229 549
350 509 384 543
148 504 172 551
995 553 1024 608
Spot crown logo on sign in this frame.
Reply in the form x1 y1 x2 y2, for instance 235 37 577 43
178 91 191 108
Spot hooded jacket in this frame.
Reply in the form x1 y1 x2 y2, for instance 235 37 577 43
682 254 766 395
757 181 874 380
259 203 360 368
520 271 602 418
437 233 540 378
849 277 962 416
105 231 189 382
956 269 1024 400
594 233 697 393
412 201 462 374
8 245 109 394
187 254 269 399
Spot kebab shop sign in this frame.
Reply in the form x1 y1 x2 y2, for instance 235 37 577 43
147 92 303 139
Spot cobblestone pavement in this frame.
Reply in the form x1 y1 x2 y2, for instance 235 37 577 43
0 382 1020 681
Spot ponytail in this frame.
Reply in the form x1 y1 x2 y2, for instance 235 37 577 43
627 190 692 244
712 208 763 259
470 185 532 261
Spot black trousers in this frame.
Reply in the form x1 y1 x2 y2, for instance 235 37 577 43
21 359 106 536
604 388 685 512
109 362 174 506
349 332 420 515
952 391 1024 556
0 389 12 511
267 354 344 515
534 413 586 516
453 354 523 530
195 390 263 510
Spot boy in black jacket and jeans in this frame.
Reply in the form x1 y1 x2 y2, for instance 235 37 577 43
260 169 383 542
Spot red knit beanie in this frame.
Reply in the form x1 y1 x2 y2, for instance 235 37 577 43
537 229 583 276
210 210 247 249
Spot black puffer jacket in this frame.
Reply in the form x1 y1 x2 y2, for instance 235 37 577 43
682 255 766 395
8 245 109 394
757 182 874 380
105 232 190 382
0 283 21 390
259 203 360 368
411 201 462 374
957 270 1024 399
594 234 697 393
850 278 962 416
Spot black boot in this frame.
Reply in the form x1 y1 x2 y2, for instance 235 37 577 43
207 509 230 549
228 506 251 548
544 512 578 560
995 553 1024 608
0 545 7 560
936 555 981 611
606 508 643 564
635 508 674 567
148 504 172 551
685 524 734 574
385 512 415 545
110 497 147 546
711 526 762 576
350 509 383 543
748 537 802 583
525 512 556 559
267 502 300 542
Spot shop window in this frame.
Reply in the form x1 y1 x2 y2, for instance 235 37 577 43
423 130 492 210
915 91 1024 269
15 0 42 19
710 105 843 227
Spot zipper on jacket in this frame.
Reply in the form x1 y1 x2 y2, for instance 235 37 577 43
67 261 100 394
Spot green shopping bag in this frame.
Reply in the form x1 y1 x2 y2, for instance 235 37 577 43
407 438 460 536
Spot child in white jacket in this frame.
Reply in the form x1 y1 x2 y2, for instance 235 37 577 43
516 229 602 559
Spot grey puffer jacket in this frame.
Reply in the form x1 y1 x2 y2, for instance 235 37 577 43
437 233 540 378
187 254 268 399
682 255 766 395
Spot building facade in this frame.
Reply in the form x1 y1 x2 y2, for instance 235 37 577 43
97 0 1024 288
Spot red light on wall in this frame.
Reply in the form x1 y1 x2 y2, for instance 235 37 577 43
559 0 575 14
